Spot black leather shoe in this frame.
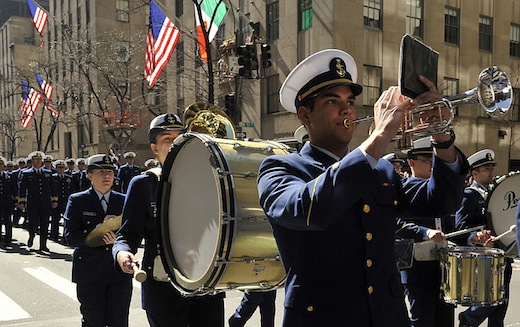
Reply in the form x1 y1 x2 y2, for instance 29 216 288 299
27 236 34 248
40 247 50 252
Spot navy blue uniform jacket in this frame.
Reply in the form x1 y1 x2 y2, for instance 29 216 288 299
257 143 467 326
112 171 223 312
399 155 468 286
117 164 141 193
64 188 127 284
18 167 57 208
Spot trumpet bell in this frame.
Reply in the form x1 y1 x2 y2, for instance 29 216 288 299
477 66 512 117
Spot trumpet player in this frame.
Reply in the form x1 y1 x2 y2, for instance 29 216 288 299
257 49 468 326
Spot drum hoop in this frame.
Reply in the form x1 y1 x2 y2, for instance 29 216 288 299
485 173 520 251
157 133 237 294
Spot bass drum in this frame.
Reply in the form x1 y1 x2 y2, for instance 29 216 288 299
486 172 520 257
158 133 289 296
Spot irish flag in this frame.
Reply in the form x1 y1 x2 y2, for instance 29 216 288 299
194 0 228 62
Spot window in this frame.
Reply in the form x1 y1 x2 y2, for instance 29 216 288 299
239 0 250 15
116 0 129 22
479 16 493 52
406 0 423 38
116 41 130 62
266 74 280 114
362 65 382 108
239 16 250 43
216 23 225 48
176 41 184 73
511 24 520 58
299 0 312 31
443 78 459 115
445 7 459 45
175 0 183 17
86 0 90 24
117 82 130 100
364 0 382 29
511 87 520 121
267 1 279 41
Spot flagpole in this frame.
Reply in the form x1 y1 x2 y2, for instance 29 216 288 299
194 0 214 104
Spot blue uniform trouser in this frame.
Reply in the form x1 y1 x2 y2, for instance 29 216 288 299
76 277 132 327
404 279 455 327
0 206 13 243
50 207 64 241
229 290 277 327
145 295 224 327
459 258 513 327
27 207 50 248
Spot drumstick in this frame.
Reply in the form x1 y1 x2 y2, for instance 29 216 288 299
444 225 486 239
493 225 516 242
132 262 147 283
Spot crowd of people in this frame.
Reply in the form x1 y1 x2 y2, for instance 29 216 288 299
0 47 517 327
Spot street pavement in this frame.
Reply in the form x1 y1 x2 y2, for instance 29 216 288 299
2 225 520 326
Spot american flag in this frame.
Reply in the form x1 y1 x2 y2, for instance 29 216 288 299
26 0 48 37
35 73 59 117
145 0 180 88
20 80 42 128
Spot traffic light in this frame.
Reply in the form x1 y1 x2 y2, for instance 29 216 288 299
237 44 258 79
224 93 236 119
260 44 272 69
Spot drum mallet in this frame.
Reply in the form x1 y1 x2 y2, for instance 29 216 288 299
493 225 517 242
132 262 148 283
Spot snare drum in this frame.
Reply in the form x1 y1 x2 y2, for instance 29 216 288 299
440 246 505 306
158 133 289 296
487 172 520 257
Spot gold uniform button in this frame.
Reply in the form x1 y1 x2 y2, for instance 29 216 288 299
363 204 370 213
306 306 314 312
332 162 340 170
83 229 87 234
148 266 152 270
368 286 374 294
366 259 373 268
393 200 398 206
366 232 373 241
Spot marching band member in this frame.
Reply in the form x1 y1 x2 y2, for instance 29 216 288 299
144 158 158 169
64 154 131 327
114 113 225 327
257 49 468 326
399 137 467 327
18 151 58 252
50 160 73 243
456 149 512 327
0 156 16 247
117 151 140 194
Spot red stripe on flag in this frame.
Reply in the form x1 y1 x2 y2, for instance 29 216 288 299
144 16 180 88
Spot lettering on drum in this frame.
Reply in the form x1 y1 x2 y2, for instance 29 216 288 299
502 190 518 211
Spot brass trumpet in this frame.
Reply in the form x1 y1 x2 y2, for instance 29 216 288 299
344 66 513 149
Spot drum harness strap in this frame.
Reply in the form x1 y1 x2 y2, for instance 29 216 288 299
145 167 170 283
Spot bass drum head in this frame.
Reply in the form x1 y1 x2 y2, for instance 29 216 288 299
486 172 520 257
160 134 225 290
